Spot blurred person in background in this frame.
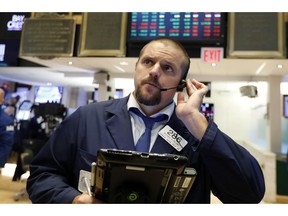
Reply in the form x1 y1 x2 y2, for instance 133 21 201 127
0 87 15 173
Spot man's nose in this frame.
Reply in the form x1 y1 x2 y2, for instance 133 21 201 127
149 63 161 78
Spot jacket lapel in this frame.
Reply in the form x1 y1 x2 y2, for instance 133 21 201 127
105 96 136 151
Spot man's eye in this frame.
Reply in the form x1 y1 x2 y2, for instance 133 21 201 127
143 59 152 65
163 65 173 72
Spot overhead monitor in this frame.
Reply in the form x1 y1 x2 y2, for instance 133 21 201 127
78 12 127 57
20 16 76 57
126 12 227 57
127 12 226 43
228 12 286 58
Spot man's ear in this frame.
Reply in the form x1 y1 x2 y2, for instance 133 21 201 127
135 59 139 70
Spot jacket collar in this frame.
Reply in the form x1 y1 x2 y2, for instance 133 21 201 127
105 96 135 150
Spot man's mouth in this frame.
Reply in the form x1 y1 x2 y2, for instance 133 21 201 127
147 83 160 89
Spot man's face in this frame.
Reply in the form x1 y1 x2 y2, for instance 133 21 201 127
134 41 185 107
0 89 5 105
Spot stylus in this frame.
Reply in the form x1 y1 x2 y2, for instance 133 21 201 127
83 176 92 196
90 162 97 196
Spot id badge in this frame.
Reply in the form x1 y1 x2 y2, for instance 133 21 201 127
158 125 188 151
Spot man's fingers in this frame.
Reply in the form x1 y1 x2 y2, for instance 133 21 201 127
177 91 185 104
186 79 196 96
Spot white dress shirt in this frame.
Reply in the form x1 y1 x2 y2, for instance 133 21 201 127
127 93 174 152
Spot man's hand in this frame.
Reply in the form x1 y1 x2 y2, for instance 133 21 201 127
176 79 209 140
72 193 104 204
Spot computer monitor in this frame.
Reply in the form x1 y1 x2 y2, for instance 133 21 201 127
283 95 288 118
201 103 214 120
16 100 33 121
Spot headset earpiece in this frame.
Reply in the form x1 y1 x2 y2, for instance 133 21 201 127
176 80 186 92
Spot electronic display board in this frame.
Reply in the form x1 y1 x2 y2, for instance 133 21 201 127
127 12 226 44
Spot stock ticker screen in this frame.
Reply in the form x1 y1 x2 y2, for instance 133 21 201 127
128 12 225 44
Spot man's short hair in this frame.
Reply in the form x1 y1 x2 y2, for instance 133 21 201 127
138 37 190 80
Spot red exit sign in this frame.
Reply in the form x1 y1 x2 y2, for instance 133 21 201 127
201 47 223 63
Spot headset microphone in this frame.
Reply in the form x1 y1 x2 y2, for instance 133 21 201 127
159 80 186 92
159 86 177 91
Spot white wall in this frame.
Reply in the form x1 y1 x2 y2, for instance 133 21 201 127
206 81 268 149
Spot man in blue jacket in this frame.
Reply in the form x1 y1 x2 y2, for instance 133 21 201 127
26 37 265 203
0 87 15 171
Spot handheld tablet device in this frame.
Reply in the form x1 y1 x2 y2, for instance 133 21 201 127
92 148 196 203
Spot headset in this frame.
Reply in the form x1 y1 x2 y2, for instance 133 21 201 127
176 64 189 91
176 80 186 92
159 71 188 92
176 53 190 92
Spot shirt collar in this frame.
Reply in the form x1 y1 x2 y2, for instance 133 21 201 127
127 93 174 121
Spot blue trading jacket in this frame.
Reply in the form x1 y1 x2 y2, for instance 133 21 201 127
0 108 15 167
27 96 265 203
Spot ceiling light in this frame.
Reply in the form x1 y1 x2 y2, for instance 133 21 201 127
68 61 73 65
119 61 128 65
211 63 216 67
277 64 283 69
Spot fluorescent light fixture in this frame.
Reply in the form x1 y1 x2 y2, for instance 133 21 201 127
255 62 266 75
114 65 125 72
